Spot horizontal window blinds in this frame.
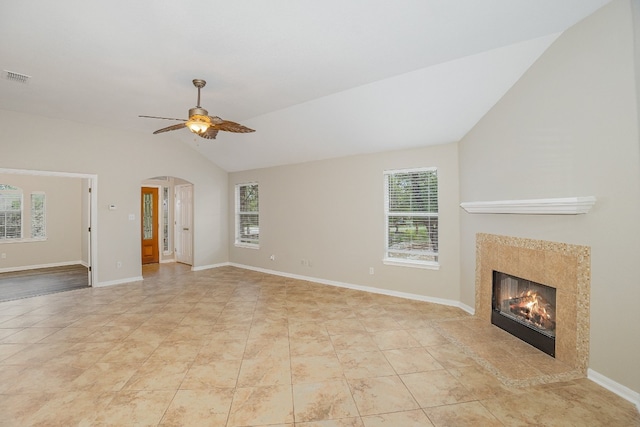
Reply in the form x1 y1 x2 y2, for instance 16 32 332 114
0 192 22 240
384 168 438 264
236 183 259 246
31 193 46 239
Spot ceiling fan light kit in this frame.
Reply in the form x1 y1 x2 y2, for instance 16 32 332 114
186 113 211 134
140 79 255 139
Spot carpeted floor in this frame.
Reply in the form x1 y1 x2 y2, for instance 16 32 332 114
0 264 89 302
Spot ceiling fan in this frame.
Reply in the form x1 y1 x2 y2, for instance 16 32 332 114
139 79 255 139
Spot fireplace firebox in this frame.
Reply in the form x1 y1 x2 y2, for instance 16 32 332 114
492 271 556 357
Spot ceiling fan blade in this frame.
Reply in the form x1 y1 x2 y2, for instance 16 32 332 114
210 118 255 133
152 123 187 134
139 115 187 122
200 128 219 139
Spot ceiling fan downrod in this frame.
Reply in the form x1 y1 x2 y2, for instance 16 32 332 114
189 79 209 118
193 79 206 108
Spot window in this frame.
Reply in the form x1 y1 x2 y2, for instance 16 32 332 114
235 183 259 248
0 185 22 240
162 186 170 253
30 193 46 239
0 185 47 242
384 168 438 268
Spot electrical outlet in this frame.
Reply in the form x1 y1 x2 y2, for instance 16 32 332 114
369 267 374 275
269 254 276 261
0 253 6 259
116 261 122 269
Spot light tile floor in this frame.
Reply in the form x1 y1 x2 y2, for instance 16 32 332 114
0 264 638 426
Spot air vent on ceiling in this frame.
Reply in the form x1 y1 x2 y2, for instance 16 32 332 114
2 70 31 84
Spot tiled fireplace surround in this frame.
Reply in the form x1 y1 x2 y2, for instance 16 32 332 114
469 233 591 386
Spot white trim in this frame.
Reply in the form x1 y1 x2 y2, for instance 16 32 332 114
191 262 231 271
95 276 143 287
458 302 475 315
460 196 596 215
382 258 440 270
229 262 471 312
0 260 85 274
0 237 47 244
588 369 640 412
383 166 437 175
235 243 260 250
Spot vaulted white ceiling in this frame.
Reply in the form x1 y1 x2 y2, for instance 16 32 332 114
0 0 611 171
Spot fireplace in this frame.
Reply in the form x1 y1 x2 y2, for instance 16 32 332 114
475 233 591 379
492 271 556 357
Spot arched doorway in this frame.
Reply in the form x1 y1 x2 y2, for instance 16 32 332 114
140 176 193 267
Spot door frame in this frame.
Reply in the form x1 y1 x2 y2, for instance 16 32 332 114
0 168 98 286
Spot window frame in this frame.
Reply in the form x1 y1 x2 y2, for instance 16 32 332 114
235 182 260 249
0 185 49 244
0 185 23 241
30 192 46 240
383 167 439 270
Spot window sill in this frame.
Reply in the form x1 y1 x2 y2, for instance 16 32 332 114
383 258 440 270
0 237 47 244
235 243 259 250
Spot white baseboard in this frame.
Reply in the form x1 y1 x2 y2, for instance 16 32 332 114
192 262 231 272
458 302 475 315
0 260 85 274
95 276 143 287
229 263 470 313
588 369 640 412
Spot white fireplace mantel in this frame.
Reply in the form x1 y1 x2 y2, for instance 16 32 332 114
460 196 596 215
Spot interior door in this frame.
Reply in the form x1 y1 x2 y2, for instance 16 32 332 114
174 184 193 265
141 187 159 264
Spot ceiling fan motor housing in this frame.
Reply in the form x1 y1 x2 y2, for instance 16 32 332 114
189 107 209 118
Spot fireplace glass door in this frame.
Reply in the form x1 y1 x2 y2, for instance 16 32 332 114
492 271 557 357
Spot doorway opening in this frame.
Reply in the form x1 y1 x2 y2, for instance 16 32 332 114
0 168 97 288
141 177 193 270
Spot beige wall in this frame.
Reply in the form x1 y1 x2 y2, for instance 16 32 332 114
0 109 229 284
229 143 461 303
0 0 636 400
458 0 640 394
0 173 83 270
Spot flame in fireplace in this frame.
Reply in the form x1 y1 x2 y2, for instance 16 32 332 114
509 290 556 332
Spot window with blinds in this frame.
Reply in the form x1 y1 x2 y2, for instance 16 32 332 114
0 185 22 240
30 193 46 239
235 183 259 248
384 168 438 267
